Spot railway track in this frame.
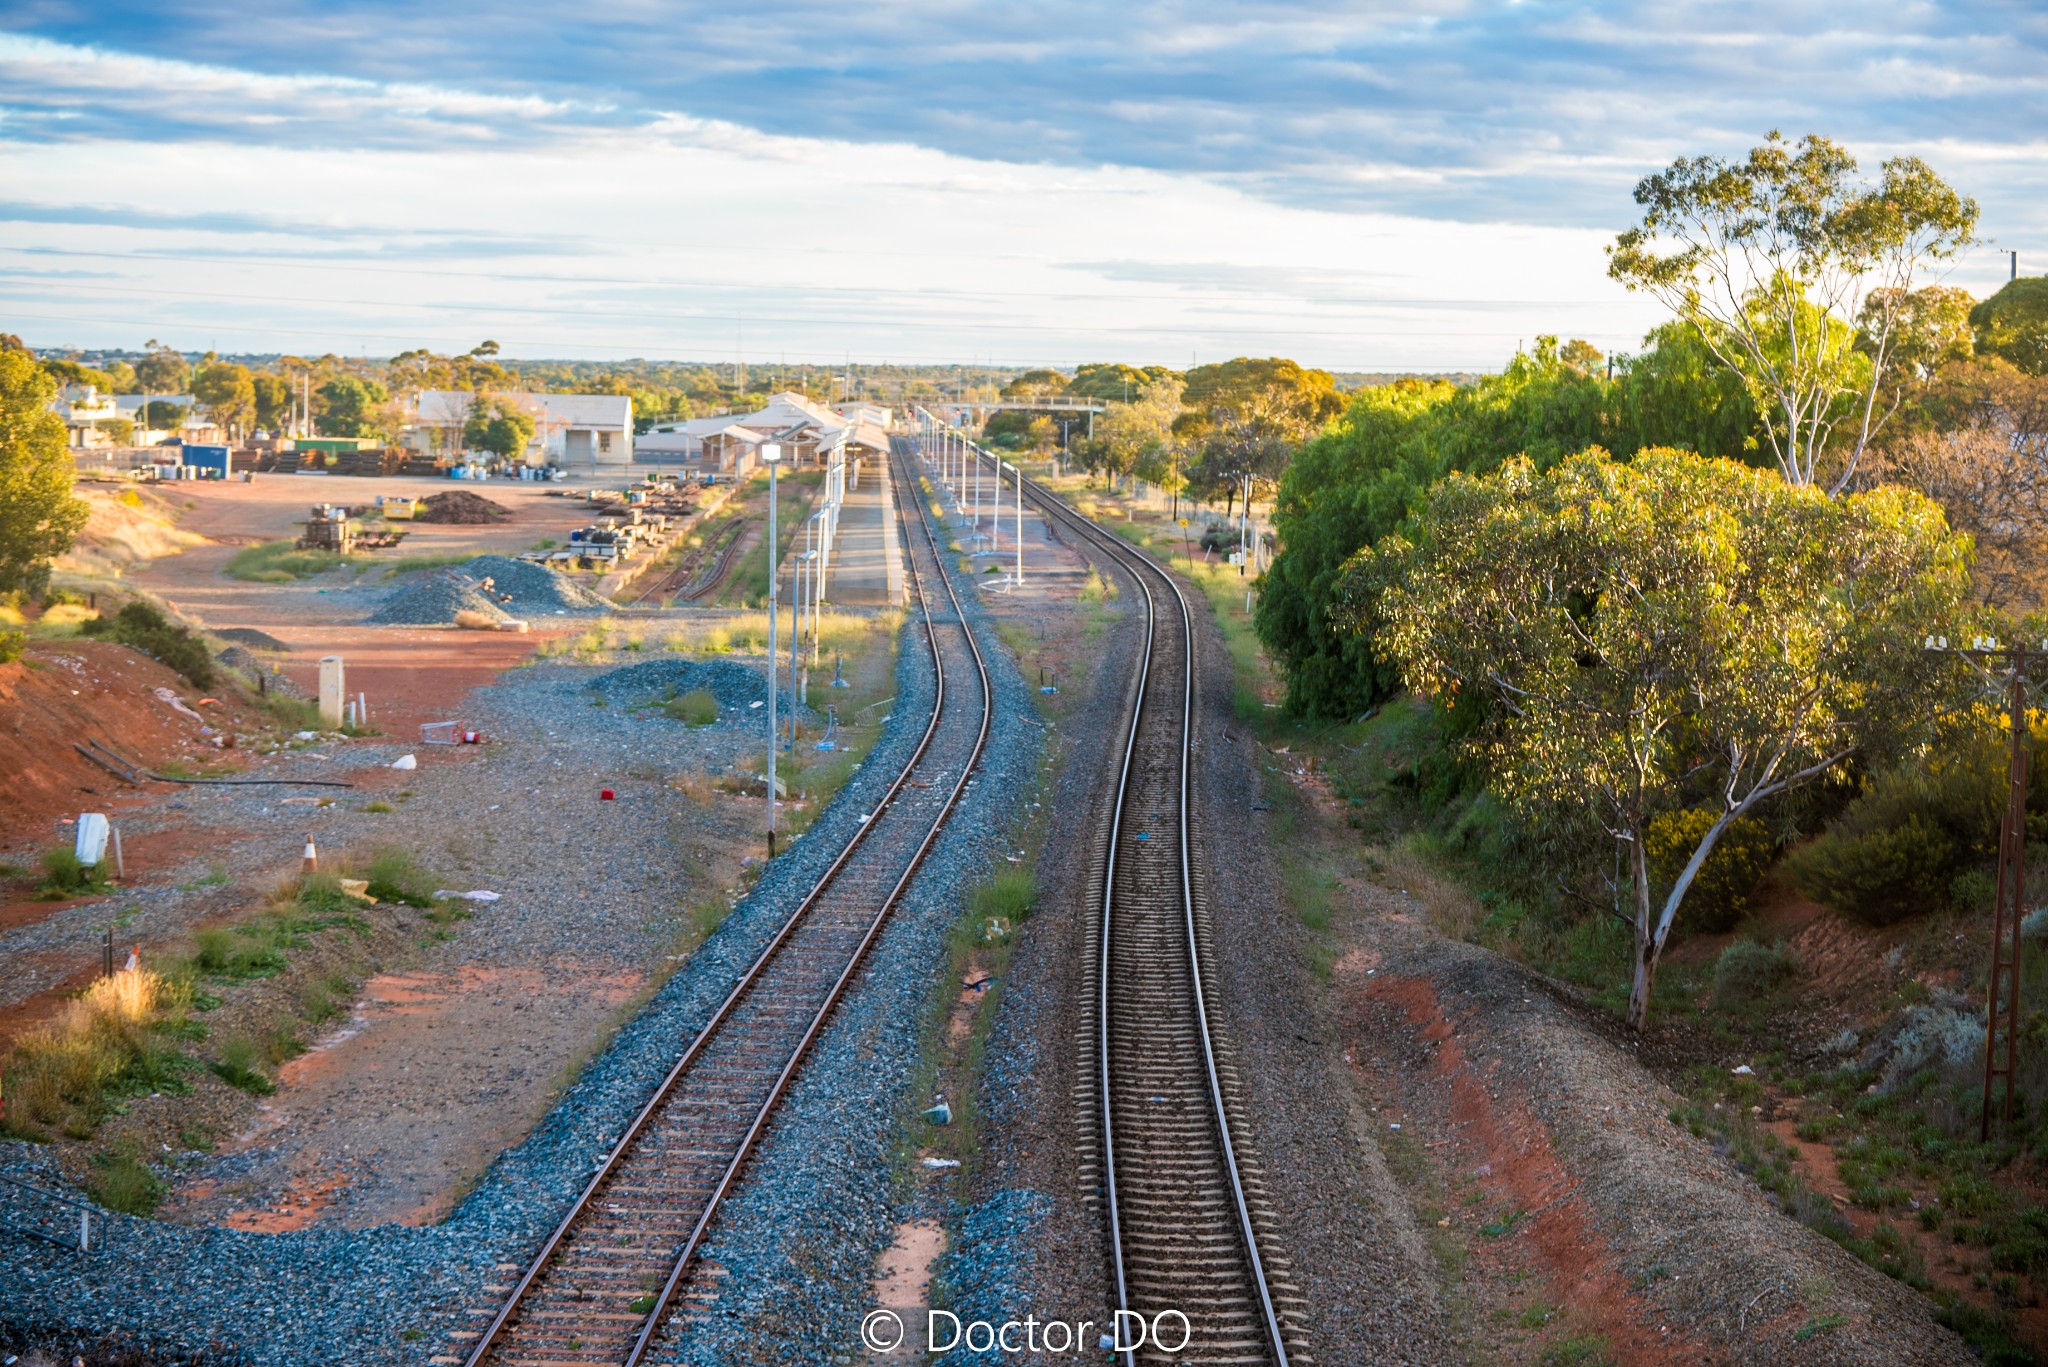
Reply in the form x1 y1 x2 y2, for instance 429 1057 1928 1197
456 442 991 1366
622 516 746 606
983 449 1308 1366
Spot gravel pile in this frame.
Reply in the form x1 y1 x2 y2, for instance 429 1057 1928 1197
415 491 509 524
212 628 290 651
362 571 507 626
366 555 609 625
587 658 805 720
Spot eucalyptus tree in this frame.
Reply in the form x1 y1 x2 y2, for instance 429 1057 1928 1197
1609 132 1978 493
1350 449 1970 1029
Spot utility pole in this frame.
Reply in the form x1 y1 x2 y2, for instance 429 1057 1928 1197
1930 635 2040 1138
763 442 784 859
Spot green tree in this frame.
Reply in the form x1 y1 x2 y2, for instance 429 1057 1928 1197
192 362 256 441
1350 449 1971 1028
1254 339 1620 718
1609 322 1759 462
1075 375 1183 484
1066 363 1180 403
40 358 112 390
1609 131 1979 491
1970 277 2048 375
463 397 536 462
316 376 390 438
1255 379 1451 715
251 374 292 432
139 400 187 433
0 351 90 597
135 342 189 395
999 369 1068 400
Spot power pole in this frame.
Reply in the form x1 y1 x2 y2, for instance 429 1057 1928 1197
1933 636 2039 1138
1986 641 2030 1139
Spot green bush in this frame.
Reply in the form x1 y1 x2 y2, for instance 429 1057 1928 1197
1711 940 1795 1010
1783 814 1957 926
225 540 353 582
210 1033 274 1095
1647 809 1773 934
1785 720 2048 925
363 847 437 908
78 598 213 687
37 845 108 898
0 629 23 664
87 1138 167 1215
660 688 720 727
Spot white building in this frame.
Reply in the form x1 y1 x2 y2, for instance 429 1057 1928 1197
411 391 634 466
53 388 211 447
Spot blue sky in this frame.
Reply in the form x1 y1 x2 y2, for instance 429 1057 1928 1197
1 3 2041 368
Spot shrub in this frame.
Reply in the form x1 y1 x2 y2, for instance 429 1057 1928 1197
1647 809 1773 933
191 924 285 979
224 540 352 583
1 970 170 1137
210 1033 274 1094
1783 814 1957 925
661 688 720 727
1786 717 2048 925
1711 940 1795 1010
38 845 107 898
78 598 213 686
363 847 437 908
971 868 1037 926
0 629 23 664
87 1138 166 1215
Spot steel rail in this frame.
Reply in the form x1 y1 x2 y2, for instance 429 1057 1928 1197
462 440 992 1366
1016 468 1292 1367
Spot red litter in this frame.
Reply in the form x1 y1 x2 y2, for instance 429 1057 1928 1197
600 789 616 801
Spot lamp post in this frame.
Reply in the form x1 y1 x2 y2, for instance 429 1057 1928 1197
762 441 783 858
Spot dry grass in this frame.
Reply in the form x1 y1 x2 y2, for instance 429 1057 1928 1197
2 969 188 1138
1375 844 1482 939
669 767 718 803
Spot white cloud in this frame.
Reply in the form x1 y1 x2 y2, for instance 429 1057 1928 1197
0 26 2033 367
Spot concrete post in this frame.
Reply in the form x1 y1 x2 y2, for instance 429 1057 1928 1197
318 656 346 727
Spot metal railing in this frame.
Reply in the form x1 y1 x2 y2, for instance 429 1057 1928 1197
0 1170 103 1253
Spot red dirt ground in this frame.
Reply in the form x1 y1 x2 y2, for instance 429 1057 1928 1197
0 640 273 851
1357 970 1704 1366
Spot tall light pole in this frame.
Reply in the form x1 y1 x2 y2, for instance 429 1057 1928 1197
762 441 783 858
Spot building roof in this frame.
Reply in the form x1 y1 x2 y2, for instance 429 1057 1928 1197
414 390 631 430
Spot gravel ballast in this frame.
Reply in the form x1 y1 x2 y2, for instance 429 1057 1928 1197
366 555 610 625
2 477 1045 1367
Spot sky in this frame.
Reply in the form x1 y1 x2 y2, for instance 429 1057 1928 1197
1 2 2043 371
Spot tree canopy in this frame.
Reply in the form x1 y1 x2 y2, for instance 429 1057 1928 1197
1970 277 2048 376
192 362 257 440
464 396 536 462
1609 131 1978 492
1347 448 1971 1028
316 375 391 438
0 351 90 598
1255 332 1763 718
